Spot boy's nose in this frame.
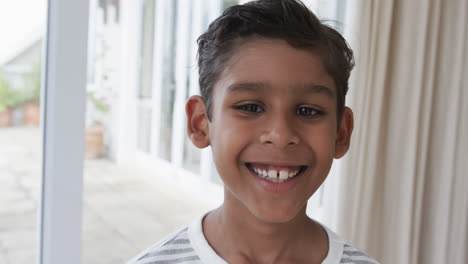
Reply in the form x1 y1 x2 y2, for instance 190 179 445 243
259 113 300 148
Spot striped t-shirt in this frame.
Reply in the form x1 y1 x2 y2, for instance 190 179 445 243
127 214 379 264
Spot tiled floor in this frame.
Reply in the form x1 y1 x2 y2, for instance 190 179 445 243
0 126 222 264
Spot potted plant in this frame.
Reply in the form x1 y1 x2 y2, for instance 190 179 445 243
85 90 110 159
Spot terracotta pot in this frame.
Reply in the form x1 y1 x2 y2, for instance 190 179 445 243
22 102 40 126
85 125 104 159
0 109 13 127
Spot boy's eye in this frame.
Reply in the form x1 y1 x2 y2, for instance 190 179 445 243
296 106 321 117
235 104 264 113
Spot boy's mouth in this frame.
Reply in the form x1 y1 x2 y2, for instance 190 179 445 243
246 163 306 183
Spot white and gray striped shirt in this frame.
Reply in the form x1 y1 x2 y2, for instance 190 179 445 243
127 214 379 264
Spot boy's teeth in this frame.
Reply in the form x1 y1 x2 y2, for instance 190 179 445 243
268 170 278 178
279 170 288 180
250 164 302 182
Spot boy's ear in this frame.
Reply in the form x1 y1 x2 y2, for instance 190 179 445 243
334 107 354 159
186 95 210 149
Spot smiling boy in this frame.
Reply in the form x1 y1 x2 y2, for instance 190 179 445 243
129 0 378 263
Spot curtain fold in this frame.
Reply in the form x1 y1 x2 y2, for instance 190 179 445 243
334 1 468 263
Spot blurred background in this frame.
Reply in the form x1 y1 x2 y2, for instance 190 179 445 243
0 0 466 264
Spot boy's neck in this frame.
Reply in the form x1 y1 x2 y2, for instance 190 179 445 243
202 191 329 264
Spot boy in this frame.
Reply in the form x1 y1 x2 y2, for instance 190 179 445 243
129 0 379 263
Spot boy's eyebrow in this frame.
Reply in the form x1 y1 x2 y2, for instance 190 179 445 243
226 82 334 97
226 82 267 93
302 84 335 98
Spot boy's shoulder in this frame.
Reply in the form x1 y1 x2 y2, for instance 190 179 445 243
322 224 380 264
127 214 380 264
126 223 203 264
340 243 380 264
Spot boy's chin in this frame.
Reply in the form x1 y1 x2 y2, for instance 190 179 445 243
248 204 307 224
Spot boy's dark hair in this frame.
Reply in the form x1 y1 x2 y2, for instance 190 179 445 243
197 0 354 122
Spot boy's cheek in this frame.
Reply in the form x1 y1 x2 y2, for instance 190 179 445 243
210 120 246 150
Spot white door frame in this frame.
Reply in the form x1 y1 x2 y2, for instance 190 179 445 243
39 0 89 263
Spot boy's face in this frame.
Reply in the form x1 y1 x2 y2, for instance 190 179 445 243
187 38 353 223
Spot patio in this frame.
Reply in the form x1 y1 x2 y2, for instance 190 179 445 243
0 126 222 264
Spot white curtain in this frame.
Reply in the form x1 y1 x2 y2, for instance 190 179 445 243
331 1 468 263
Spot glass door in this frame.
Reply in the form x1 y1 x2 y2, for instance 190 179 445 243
0 0 46 263
80 1 227 263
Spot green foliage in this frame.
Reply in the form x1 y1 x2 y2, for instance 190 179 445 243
0 58 43 112
87 91 109 113
23 60 41 103
0 72 16 112
7 89 24 108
